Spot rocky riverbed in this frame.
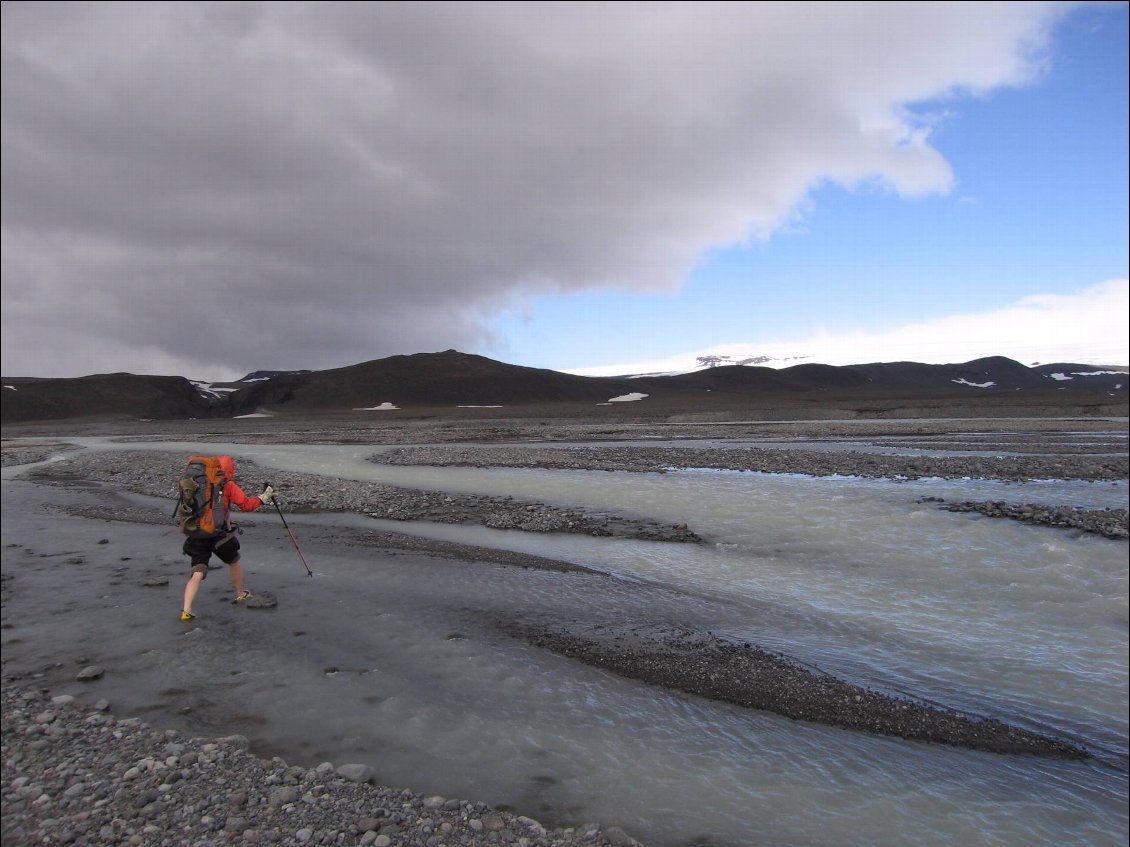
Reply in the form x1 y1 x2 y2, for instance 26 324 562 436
6 434 1128 541
1 687 640 847
367 442 1128 539
3 422 1126 846
14 448 702 547
370 442 1129 481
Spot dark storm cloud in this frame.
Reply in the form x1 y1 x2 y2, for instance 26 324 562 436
1 1 1062 378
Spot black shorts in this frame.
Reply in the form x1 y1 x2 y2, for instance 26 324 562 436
183 532 241 574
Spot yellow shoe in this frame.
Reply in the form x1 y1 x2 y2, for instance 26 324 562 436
180 610 198 621
234 591 252 604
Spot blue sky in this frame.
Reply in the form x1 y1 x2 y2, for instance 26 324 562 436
2 2 1127 381
497 3 1128 374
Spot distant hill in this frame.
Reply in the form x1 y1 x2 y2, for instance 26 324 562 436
2 351 1126 424
259 350 636 408
0 373 215 423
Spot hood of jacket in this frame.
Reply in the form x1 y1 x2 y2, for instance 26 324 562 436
218 455 236 478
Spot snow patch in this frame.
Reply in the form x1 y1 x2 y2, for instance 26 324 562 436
952 379 995 389
1048 370 1125 383
191 380 239 400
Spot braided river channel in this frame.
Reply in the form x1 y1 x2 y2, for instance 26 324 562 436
2 434 1128 847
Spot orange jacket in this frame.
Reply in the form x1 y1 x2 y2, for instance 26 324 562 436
217 455 267 527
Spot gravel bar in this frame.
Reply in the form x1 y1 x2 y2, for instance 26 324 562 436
372 443 1128 481
2 686 642 847
496 622 1088 760
19 450 702 546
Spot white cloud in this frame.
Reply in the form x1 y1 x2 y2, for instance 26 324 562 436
566 279 1130 375
0 2 1070 379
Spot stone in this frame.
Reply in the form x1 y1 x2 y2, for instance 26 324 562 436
336 764 375 784
245 592 278 609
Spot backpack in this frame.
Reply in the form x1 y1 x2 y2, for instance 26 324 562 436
173 456 229 537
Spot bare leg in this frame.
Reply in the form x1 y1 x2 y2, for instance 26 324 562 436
229 561 246 597
182 571 205 615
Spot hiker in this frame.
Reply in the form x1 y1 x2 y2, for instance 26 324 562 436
179 455 274 621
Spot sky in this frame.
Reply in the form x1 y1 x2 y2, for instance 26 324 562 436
1 1 1127 383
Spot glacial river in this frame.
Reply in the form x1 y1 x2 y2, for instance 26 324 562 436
3 435 1127 847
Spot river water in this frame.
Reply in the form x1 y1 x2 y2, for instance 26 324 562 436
3 436 1127 847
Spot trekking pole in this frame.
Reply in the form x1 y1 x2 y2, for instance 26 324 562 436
265 482 313 577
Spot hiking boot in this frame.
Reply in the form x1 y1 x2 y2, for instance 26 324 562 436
234 590 252 604
180 610 198 621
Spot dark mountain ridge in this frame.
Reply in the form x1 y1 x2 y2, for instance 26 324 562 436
1 373 214 423
2 351 1126 424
